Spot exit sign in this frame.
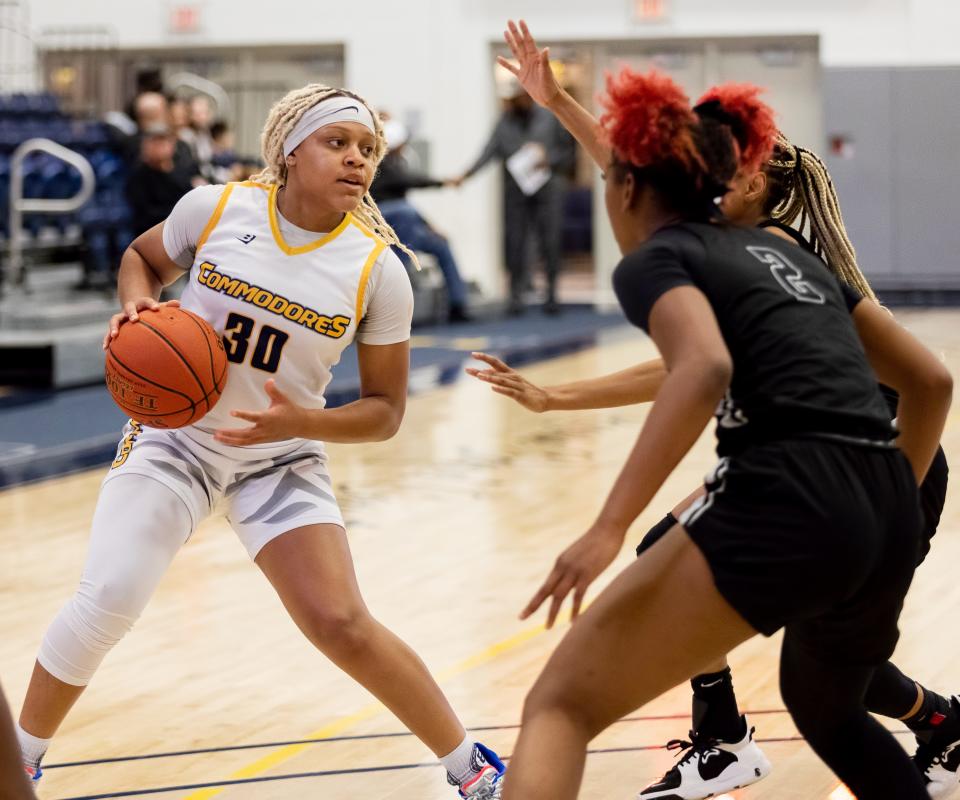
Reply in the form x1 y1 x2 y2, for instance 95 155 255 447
169 4 202 33
633 0 670 22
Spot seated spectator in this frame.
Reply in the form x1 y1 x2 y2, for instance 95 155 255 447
126 123 200 237
210 120 241 183
121 92 200 180
371 119 471 323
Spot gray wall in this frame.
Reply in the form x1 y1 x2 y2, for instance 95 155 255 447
824 67 960 291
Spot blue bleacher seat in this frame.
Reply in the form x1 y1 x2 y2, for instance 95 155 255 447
0 92 133 268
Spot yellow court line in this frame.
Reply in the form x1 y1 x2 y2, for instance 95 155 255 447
181 615 566 799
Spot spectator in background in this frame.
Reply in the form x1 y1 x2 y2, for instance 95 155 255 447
210 120 241 183
130 92 168 146
124 92 200 179
126 123 199 237
371 119 471 322
182 95 216 182
169 96 191 137
458 78 576 315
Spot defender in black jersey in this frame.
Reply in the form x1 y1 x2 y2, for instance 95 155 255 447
615 220 912 655
486 27 958 797
499 64 951 800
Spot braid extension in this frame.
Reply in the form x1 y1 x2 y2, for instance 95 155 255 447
251 83 419 268
766 133 876 301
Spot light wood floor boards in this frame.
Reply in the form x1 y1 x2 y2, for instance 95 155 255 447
2 309 958 799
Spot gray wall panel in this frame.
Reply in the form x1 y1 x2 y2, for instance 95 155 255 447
825 66 960 290
892 69 960 284
823 68 895 277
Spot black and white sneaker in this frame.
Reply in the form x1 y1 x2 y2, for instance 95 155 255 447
637 717 771 800
914 699 960 799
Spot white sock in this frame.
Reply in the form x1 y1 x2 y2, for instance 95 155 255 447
16 725 51 771
440 734 477 784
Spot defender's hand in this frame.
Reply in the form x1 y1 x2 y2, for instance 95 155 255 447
466 352 550 413
521 524 624 628
498 20 562 109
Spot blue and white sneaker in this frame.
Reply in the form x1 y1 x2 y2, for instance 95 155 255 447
24 762 43 786
448 742 506 799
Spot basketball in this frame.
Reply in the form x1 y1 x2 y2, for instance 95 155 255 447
105 307 228 428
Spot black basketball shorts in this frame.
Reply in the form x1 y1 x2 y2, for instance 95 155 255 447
677 438 921 666
916 445 949 563
637 444 947 565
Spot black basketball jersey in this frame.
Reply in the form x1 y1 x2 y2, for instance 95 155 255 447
759 218 902 418
613 222 895 456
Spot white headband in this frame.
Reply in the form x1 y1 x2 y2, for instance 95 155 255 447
283 96 377 157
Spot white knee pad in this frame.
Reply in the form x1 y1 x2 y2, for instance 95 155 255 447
38 474 192 686
39 590 140 686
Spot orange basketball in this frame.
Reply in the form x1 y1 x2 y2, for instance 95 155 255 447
105 307 228 429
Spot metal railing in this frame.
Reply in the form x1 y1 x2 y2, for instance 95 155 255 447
5 137 95 291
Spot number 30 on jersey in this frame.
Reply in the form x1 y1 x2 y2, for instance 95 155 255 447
747 245 826 305
222 312 290 373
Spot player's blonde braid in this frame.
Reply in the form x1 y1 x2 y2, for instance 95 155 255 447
251 83 419 267
765 133 876 301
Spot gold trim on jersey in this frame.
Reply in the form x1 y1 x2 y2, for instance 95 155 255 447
111 421 144 469
350 216 381 243
355 240 386 323
266 185 352 255
196 183 236 254
197 261 351 339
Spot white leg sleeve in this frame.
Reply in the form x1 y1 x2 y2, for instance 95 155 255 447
38 474 192 686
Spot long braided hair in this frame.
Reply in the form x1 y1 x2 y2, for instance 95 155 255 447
763 133 875 300
251 83 418 266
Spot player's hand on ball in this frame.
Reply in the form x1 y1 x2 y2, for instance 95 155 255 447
214 379 308 446
103 298 181 350
520 523 623 628
466 352 550 412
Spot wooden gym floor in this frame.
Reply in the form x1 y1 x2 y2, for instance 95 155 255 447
2 308 958 799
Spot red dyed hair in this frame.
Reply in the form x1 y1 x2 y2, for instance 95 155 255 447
696 84 778 171
599 68 702 171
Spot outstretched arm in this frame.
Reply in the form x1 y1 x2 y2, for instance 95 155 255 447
499 19 611 170
467 352 666 412
521 286 732 626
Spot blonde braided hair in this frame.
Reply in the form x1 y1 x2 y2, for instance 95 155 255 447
251 83 419 267
764 132 876 301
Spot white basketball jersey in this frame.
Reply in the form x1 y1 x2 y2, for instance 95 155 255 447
178 180 387 432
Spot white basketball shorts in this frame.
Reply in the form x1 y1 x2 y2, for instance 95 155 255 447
103 420 344 558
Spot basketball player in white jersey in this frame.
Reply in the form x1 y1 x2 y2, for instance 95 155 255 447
15 85 504 799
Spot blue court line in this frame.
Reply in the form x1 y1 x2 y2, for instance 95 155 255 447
56 732 915 800
44 709 791 770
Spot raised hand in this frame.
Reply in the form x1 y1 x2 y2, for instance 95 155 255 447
498 19 562 108
214 379 308 446
520 524 624 628
466 352 550 413
103 298 180 350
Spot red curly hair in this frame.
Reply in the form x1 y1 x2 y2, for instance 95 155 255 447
599 68 703 171
696 84 778 171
